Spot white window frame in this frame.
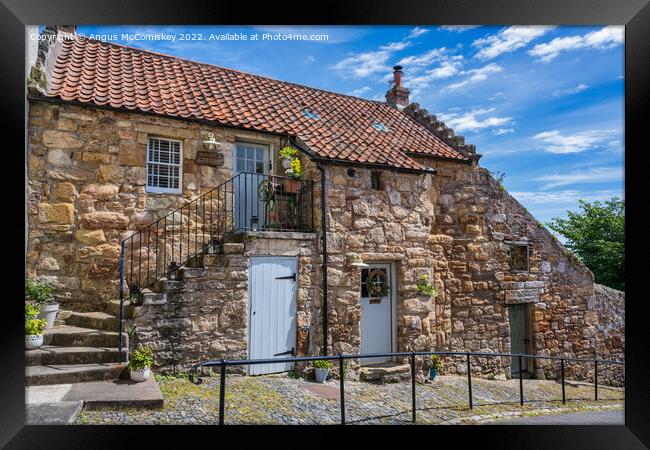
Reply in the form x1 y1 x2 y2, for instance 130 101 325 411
146 137 183 194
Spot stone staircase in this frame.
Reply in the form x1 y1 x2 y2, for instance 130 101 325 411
25 310 128 386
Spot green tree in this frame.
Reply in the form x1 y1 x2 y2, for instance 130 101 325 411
547 198 624 291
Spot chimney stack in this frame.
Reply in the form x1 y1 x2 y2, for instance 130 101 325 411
27 25 76 95
385 65 410 109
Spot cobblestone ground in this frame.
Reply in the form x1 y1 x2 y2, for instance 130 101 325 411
75 374 624 425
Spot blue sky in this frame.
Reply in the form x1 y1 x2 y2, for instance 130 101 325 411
76 25 625 230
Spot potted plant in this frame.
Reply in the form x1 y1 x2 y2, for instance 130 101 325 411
284 158 303 193
25 316 47 350
416 274 436 297
278 146 299 170
313 359 333 383
429 354 442 381
128 345 154 382
25 279 58 330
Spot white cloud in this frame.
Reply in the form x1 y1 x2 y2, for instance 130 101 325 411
448 63 503 89
533 129 618 154
493 128 515 135
440 25 480 32
408 27 430 38
397 48 455 68
534 167 624 189
437 107 512 133
333 48 394 78
529 26 624 62
407 60 463 93
511 189 622 205
552 83 589 96
332 36 414 79
305 55 316 63
473 26 555 60
348 86 372 96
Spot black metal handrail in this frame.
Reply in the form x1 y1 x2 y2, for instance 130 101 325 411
188 350 624 425
117 172 314 351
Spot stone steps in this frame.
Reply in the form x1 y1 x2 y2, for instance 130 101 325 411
26 345 127 366
44 325 127 348
359 362 411 383
104 300 137 320
65 311 120 332
25 363 127 386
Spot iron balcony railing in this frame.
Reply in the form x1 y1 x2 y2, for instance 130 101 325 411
188 350 624 425
118 172 314 351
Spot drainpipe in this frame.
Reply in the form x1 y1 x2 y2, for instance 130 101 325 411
316 161 329 356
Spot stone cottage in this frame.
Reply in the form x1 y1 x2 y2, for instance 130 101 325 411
25 26 624 385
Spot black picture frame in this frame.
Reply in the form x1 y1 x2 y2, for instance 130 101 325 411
1 0 646 447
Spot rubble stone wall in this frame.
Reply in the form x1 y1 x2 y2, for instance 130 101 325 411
26 100 287 311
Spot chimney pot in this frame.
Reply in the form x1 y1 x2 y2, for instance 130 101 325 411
385 65 410 109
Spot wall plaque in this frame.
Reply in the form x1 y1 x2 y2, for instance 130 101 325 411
195 151 224 167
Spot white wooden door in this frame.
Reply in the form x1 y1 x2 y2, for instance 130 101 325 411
248 256 297 375
360 263 394 364
234 142 269 231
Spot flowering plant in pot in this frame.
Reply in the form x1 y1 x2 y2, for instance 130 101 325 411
25 317 47 350
25 279 58 330
313 359 333 383
429 354 442 381
128 345 154 382
278 146 299 170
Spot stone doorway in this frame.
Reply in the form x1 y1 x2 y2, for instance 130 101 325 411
508 303 534 377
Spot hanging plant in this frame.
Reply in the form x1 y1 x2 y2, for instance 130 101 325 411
416 274 436 297
285 158 303 179
366 269 390 298
279 146 299 160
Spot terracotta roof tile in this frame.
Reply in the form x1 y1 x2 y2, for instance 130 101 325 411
44 36 468 170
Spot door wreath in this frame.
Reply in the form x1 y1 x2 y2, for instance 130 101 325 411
366 269 390 297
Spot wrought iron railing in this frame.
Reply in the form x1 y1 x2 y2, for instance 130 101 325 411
188 350 624 425
117 172 314 351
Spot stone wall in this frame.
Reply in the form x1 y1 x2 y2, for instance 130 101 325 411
129 233 319 373
26 100 287 311
26 99 624 384
316 164 438 370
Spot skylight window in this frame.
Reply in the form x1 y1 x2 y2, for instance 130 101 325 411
372 122 389 132
301 108 320 119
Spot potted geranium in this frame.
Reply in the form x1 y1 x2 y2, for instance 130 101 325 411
429 354 442 381
313 359 333 383
25 316 47 350
25 279 58 330
128 345 154 382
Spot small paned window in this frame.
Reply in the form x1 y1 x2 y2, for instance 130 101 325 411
371 171 382 190
235 142 268 174
509 244 529 272
146 137 182 194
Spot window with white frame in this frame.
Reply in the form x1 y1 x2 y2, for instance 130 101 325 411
146 137 182 194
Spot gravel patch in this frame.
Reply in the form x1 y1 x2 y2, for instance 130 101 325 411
75 375 624 425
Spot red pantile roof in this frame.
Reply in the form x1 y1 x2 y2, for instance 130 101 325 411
43 36 468 170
